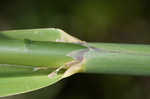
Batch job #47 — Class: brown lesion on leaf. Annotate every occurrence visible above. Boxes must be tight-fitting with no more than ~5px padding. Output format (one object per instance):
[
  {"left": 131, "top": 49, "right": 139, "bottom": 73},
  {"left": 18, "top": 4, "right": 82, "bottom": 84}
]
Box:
[
  {"left": 48, "top": 41, "right": 101, "bottom": 79},
  {"left": 48, "top": 29, "right": 101, "bottom": 79},
  {"left": 48, "top": 48, "right": 89, "bottom": 78}
]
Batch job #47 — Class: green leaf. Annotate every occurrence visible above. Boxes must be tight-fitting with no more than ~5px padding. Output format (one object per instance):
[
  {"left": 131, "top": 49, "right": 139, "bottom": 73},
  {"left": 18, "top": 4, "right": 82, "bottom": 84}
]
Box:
[
  {"left": 0, "top": 38, "right": 86, "bottom": 97},
  {"left": 0, "top": 65, "right": 62, "bottom": 97},
  {"left": 0, "top": 28, "right": 86, "bottom": 97},
  {"left": 0, "top": 28, "right": 81, "bottom": 43}
]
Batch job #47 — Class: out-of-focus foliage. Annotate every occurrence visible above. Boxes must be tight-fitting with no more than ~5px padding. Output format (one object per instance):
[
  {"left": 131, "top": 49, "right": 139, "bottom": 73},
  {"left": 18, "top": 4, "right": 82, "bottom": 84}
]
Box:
[
  {"left": 0, "top": 0, "right": 150, "bottom": 43},
  {"left": 0, "top": 0, "right": 150, "bottom": 99}
]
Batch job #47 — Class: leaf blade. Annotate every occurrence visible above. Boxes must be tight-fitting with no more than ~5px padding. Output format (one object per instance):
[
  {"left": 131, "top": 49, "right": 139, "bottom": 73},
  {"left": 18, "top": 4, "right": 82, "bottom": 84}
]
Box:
[{"left": 0, "top": 66, "right": 63, "bottom": 97}]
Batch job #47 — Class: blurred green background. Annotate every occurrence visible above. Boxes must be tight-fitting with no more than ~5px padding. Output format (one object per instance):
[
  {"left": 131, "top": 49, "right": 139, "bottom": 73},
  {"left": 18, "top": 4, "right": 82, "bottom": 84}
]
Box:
[{"left": 0, "top": 0, "right": 150, "bottom": 99}]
